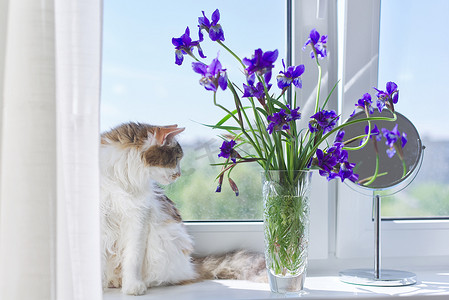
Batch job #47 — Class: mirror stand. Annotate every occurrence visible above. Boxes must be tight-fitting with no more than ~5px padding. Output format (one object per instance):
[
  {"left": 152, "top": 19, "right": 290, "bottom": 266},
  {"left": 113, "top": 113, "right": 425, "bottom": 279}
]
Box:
[{"left": 339, "top": 193, "right": 417, "bottom": 286}]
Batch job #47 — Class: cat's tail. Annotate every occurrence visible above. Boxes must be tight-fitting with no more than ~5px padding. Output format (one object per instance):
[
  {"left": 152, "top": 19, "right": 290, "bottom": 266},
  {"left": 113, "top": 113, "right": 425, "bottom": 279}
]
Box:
[{"left": 192, "top": 250, "right": 267, "bottom": 283}]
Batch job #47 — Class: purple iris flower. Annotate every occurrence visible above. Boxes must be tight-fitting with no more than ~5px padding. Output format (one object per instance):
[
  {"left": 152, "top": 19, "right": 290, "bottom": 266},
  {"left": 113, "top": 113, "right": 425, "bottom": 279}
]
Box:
[
  {"left": 381, "top": 124, "right": 407, "bottom": 158},
  {"left": 309, "top": 110, "right": 339, "bottom": 134},
  {"left": 351, "top": 93, "right": 374, "bottom": 116},
  {"left": 328, "top": 143, "right": 349, "bottom": 164},
  {"left": 215, "top": 174, "right": 224, "bottom": 193},
  {"left": 243, "top": 48, "right": 279, "bottom": 83},
  {"left": 192, "top": 54, "right": 228, "bottom": 92},
  {"left": 303, "top": 28, "right": 328, "bottom": 59},
  {"left": 339, "top": 162, "right": 359, "bottom": 182},
  {"left": 228, "top": 177, "right": 239, "bottom": 196},
  {"left": 198, "top": 9, "right": 225, "bottom": 42},
  {"left": 315, "top": 142, "right": 358, "bottom": 182},
  {"left": 335, "top": 130, "right": 345, "bottom": 143},
  {"left": 276, "top": 59, "right": 305, "bottom": 90},
  {"left": 242, "top": 75, "right": 271, "bottom": 102},
  {"left": 266, "top": 105, "right": 301, "bottom": 134},
  {"left": 243, "top": 81, "right": 266, "bottom": 99},
  {"left": 357, "top": 93, "right": 373, "bottom": 108},
  {"left": 360, "top": 124, "right": 382, "bottom": 145},
  {"left": 316, "top": 149, "right": 338, "bottom": 175},
  {"left": 218, "top": 140, "right": 237, "bottom": 163},
  {"left": 267, "top": 109, "right": 289, "bottom": 134},
  {"left": 367, "top": 124, "right": 381, "bottom": 140},
  {"left": 172, "top": 27, "right": 206, "bottom": 65},
  {"left": 374, "top": 81, "right": 399, "bottom": 112},
  {"left": 288, "top": 105, "right": 301, "bottom": 122}
]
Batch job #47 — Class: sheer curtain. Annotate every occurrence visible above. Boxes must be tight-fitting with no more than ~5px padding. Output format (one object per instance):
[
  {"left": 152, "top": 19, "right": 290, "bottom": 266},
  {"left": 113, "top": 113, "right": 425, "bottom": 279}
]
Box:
[{"left": 0, "top": 0, "right": 102, "bottom": 299}]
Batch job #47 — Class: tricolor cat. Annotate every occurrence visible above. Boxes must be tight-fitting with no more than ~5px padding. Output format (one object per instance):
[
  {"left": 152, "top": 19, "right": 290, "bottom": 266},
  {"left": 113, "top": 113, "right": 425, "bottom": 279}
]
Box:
[{"left": 100, "top": 122, "right": 265, "bottom": 295}]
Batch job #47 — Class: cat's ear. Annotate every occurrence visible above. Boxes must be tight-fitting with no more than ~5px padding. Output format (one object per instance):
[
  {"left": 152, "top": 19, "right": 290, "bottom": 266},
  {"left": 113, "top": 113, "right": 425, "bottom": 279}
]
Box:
[{"left": 154, "top": 126, "right": 185, "bottom": 145}]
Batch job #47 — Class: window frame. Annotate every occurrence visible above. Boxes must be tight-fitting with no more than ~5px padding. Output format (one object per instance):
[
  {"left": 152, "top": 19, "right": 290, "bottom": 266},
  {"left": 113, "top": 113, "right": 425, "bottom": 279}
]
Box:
[
  {"left": 335, "top": 0, "right": 449, "bottom": 260},
  {"left": 190, "top": 0, "right": 449, "bottom": 263},
  {"left": 186, "top": 174, "right": 332, "bottom": 260},
  {"left": 188, "top": 0, "right": 339, "bottom": 261},
  {"left": 100, "top": 0, "right": 449, "bottom": 264}
]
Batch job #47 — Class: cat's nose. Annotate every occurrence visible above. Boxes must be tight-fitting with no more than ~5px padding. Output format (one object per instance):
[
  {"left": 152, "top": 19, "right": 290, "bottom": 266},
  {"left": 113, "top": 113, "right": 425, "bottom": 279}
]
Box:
[{"left": 171, "top": 172, "right": 181, "bottom": 179}]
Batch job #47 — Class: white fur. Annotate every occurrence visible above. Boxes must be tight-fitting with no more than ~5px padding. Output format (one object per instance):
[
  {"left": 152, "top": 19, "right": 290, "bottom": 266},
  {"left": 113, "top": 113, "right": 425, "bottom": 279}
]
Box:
[{"left": 100, "top": 139, "right": 196, "bottom": 295}]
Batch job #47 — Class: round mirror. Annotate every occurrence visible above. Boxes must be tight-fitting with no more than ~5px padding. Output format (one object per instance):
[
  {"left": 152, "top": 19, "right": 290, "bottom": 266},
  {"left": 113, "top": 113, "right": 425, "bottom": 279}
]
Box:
[
  {"left": 342, "top": 110, "right": 424, "bottom": 195},
  {"left": 339, "top": 110, "right": 425, "bottom": 287}
]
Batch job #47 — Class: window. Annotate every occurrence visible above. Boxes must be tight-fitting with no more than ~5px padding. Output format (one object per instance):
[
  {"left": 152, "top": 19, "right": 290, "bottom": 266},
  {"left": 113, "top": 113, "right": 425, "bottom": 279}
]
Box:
[
  {"left": 101, "top": 0, "right": 334, "bottom": 258},
  {"left": 377, "top": 0, "right": 449, "bottom": 218},
  {"left": 336, "top": 0, "right": 449, "bottom": 260},
  {"left": 102, "top": 0, "right": 448, "bottom": 261},
  {"left": 101, "top": 0, "right": 285, "bottom": 221}
]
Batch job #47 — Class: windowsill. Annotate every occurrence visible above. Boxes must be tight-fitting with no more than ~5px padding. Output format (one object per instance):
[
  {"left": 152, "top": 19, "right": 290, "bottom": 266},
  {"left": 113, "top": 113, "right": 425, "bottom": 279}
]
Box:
[{"left": 103, "top": 268, "right": 449, "bottom": 300}]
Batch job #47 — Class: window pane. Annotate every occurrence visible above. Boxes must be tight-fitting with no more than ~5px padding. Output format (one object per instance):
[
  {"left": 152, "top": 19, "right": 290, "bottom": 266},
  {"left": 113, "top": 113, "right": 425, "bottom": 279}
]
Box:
[
  {"left": 101, "top": 0, "right": 285, "bottom": 220},
  {"left": 378, "top": 0, "right": 449, "bottom": 217}
]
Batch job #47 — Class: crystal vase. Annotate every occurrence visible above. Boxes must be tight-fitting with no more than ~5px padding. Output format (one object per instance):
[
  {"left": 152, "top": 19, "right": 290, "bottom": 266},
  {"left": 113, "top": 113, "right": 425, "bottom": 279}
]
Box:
[{"left": 262, "top": 170, "right": 312, "bottom": 294}]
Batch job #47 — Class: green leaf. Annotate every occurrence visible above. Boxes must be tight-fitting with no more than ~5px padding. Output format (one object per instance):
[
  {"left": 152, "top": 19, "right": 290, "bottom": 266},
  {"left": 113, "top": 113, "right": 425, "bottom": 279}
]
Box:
[
  {"left": 321, "top": 79, "right": 340, "bottom": 110},
  {"left": 279, "top": 130, "right": 292, "bottom": 140},
  {"left": 214, "top": 107, "right": 252, "bottom": 128},
  {"left": 256, "top": 107, "right": 268, "bottom": 117},
  {"left": 269, "top": 98, "right": 289, "bottom": 111},
  {"left": 265, "top": 146, "right": 277, "bottom": 170},
  {"left": 206, "top": 124, "right": 243, "bottom": 131}
]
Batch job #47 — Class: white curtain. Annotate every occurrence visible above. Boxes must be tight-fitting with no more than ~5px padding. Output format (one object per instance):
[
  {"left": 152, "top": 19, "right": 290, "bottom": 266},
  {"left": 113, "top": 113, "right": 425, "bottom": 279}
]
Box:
[{"left": 0, "top": 0, "right": 102, "bottom": 299}]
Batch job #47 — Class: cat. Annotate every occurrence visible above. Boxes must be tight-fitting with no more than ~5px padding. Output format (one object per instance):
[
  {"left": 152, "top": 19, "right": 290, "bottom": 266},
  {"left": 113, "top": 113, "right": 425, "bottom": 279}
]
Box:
[{"left": 100, "top": 122, "right": 266, "bottom": 296}]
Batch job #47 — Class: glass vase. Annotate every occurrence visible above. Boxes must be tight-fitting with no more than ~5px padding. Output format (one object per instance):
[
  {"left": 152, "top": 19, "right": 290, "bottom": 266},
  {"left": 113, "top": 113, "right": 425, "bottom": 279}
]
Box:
[{"left": 262, "top": 170, "right": 312, "bottom": 294}]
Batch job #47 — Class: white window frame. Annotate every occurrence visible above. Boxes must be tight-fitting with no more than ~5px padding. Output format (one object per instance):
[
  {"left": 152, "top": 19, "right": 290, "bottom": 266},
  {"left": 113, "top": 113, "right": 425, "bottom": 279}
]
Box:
[
  {"left": 186, "top": 175, "right": 331, "bottom": 260},
  {"left": 336, "top": 0, "right": 449, "bottom": 260},
  {"left": 187, "top": 0, "right": 338, "bottom": 261},
  {"left": 189, "top": 0, "right": 449, "bottom": 266}
]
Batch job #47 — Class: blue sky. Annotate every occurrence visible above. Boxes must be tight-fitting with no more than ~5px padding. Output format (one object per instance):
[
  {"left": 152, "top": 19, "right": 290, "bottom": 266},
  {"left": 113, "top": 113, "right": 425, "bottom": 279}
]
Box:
[
  {"left": 101, "top": 0, "right": 285, "bottom": 142},
  {"left": 101, "top": 0, "right": 449, "bottom": 142},
  {"left": 378, "top": 0, "right": 449, "bottom": 140}
]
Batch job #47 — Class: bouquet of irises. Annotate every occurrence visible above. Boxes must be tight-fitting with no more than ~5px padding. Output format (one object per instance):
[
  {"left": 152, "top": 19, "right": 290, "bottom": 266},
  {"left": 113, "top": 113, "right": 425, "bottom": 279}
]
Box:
[
  {"left": 172, "top": 9, "right": 404, "bottom": 196},
  {"left": 173, "top": 9, "right": 409, "bottom": 283}
]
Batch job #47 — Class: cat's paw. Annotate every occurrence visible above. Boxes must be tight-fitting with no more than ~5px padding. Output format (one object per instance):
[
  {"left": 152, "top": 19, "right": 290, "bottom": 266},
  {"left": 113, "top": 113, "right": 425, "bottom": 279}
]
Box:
[{"left": 122, "top": 279, "right": 147, "bottom": 296}]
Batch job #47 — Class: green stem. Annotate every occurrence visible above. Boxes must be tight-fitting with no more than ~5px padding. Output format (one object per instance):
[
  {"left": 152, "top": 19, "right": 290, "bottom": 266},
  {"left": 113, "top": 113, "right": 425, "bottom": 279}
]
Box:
[
  {"left": 276, "top": 88, "right": 287, "bottom": 101},
  {"left": 217, "top": 40, "right": 246, "bottom": 70},
  {"left": 343, "top": 133, "right": 370, "bottom": 151},
  {"left": 239, "top": 97, "right": 265, "bottom": 159},
  {"left": 304, "top": 113, "right": 398, "bottom": 167},
  {"left": 274, "top": 131, "right": 285, "bottom": 170},
  {"left": 187, "top": 52, "right": 200, "bottom": 62},
  {"left": 343, "top": 134, "right": 369, "bottom": 146},
  {"left": 343, "top": 106, "right": 371, "bottom": 151},
  {"left": 363, "top": 152, "right": 380, "bottom": 186},
  {"left": 321, "top": 80, "right": 340, "bottom": 110},
  {"left": 214, "top": 86, "right": 264, "bottom": 161},
  {"left": 213, "top": 92, "right": 240, "bottom": 125},
  {"left": 251, "top": 99, "right": 272, "bottom": 167},
  {"left": 227, "top": 81, "right": 244, "bottom": 128},
  {"left": 315, "top": 62, "right": 322, "bottom": 114},
  {"left": 358, "top": 172, "right": 388, "bottom": 185},
  {"left": 401, "top": 158, "right": 407, "bottom": 178},
  {"left": 229, "top": 83, "right": 266, "bottom": 160}
]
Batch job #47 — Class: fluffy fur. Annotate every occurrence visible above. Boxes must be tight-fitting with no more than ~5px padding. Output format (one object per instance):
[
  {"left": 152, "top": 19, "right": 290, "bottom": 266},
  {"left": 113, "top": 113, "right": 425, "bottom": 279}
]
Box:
[
  {"left": 194, "top": 250, "right": 266, "bottom": 282},
  {"left": 100, "top": 122, "right": 266, "bottom": 296}
]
